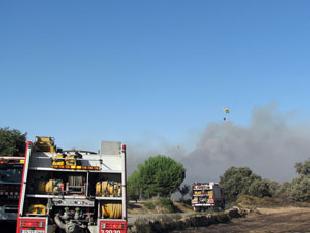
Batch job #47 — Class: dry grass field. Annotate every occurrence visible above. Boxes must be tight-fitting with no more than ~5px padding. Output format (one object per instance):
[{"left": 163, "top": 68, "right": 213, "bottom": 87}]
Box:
[{"left": 172, "top": 207, "right": 310, "bottom": 233}]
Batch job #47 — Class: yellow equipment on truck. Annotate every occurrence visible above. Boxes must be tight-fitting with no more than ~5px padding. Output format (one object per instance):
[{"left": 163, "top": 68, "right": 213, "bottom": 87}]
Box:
[
  {"left": 35, "top": 136, "right": 56, "bottom": 153},
  {"left": 17, "top": 138, "right": 128, "bottom": 233}
]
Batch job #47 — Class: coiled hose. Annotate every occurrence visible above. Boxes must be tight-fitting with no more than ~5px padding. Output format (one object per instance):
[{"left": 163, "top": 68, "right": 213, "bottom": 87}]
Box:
[
  {"left": 101, "top": 203, "right": 122, "bottom": 219},
  {"left": 96, "top": 181, "right": 121, "bottom": 197}
]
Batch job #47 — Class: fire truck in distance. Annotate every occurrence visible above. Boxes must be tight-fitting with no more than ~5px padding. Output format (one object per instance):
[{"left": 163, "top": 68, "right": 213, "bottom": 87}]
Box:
[
  {"left": 17, "top": 137, "right": 128, "bottom": 233},
  {"left": 192, "top": 182, "right": 225, "bottom": 212},
  {"left": 0, "top": 156, "right": 24, "bottom": 222}
]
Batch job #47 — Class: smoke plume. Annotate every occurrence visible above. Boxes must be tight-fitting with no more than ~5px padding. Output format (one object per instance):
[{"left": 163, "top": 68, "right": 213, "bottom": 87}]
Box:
[{"left": 128, "top": 105, "right": 310, "bottom": 183}]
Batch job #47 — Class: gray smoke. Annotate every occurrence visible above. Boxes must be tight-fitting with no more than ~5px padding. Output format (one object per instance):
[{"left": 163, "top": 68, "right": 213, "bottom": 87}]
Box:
[{"left": 128, "top": 105, "right": 310, "bottom": 184}]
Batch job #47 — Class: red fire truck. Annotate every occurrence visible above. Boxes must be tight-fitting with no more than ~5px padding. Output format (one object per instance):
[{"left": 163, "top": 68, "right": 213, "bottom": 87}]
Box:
[
  {"left": 0, "top": 156, "right": 24, "bottom": 222},
  {"left": 192, "top": 182, "right": 225, "bottom": 212},
  {"left": 17, "top": 137, "right": 128, "bottom": 233}
]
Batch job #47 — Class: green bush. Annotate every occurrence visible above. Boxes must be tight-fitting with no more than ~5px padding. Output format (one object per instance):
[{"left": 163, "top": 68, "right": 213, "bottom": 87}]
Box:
[
  {"left": 157, "top": 198, "right": 176, "bottom": 213},
  {"left": 143, "top": 198, "right": 176, "bottom": 213},
  {"left": 289, "top": 175, "right": 310, "bottom": 202},
  {"left": 128, "top": 171, "right": 141, "bottom": 201},
  {"left": 144, "top": 201, "right": 156, "bottom": 210},
  {"left": 220, "top": 167, "right": 279, "bottom": 202},
  {"left": 248, "top": 179, "right": 273, "bottom": 198},
  {"left": 286, "top": 159, "right": 310, "bottom": 202}
]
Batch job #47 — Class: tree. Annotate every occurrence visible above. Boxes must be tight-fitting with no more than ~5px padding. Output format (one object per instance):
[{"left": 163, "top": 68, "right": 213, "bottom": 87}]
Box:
[
  {"left": 127, "top": 171, "right": 141, "bottom": 202},
  {"left": 220, "top": 167, "right": 262, "bottom": 202},
  {"left": 275, "top": 182, "right": 291, "bottom": 199},
  {"left": 289, "top": 176, "right": 310, "bottom": 201},
  {"left": 0, "top": 127, "right": 26, "bottom": 156},
  {"left": 129, "top": 155, "right": 186, "bottom": 198},
  {"left": 248, "top": 179, "right": 274, "bottom": 198},
  {"left": 295, "top": 159, "right": 310, "bottom": 176},
  {"left": 289, "top": 159, "right": 310, "bottom": 201}
]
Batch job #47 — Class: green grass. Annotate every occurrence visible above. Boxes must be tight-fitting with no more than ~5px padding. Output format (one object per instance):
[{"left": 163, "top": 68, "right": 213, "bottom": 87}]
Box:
[
  {"left": 143, "top": 197, "right": 177, "bottom": 213},
  {"left": 144, "top": 201, "right": 156, "bottom": 209},
  {"left": 158, "top": 197, "right": 176, "bottom": 213}
]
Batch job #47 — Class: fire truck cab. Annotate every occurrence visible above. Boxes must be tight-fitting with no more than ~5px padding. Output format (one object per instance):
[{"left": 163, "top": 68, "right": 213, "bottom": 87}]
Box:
[{"left": 17, "top": 138, "right": 128, "bottom": 233}]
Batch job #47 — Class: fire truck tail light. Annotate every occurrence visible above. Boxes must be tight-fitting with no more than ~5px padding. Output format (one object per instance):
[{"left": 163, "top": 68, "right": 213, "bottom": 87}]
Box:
[
  {"left": 101, "top": 223, "right": 125, "bottom": 229},
  {"left": 21, "top": 219, "right": 45, "bottom": 228},
  {"left": 100, "top": 220, "right": 127, "bottom": 231}
]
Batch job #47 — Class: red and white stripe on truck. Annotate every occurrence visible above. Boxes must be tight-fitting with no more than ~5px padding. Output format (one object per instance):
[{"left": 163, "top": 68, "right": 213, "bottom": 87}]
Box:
[
  {"left": 99, "top": 220, "right": 128, "bottom": 233},
  {"left": 17, "top": 217, "right": 47, "bottom": 233}
]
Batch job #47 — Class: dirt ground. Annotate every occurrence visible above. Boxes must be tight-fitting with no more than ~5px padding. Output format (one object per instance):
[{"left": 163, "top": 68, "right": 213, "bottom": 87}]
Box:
[
  {"left": 3, "top": 207, "right": 310, "bottom": 233},
  {"left": 173, "top": 207, "right": 310, "bottom": 233}
]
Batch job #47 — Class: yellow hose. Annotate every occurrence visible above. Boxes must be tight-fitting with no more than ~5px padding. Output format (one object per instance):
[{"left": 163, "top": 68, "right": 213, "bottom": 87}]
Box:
[
  {"left": 97, "top": 181, "right": 121, "bottom": 197},
  {"left": 38, "top": 181, "right": 46, "bottom": 193},
  {"left": 107, "top": 183, "right": 113, "bottom": 196},
  {"left": 101, "top": 203, "right": 122, "bottom": 219},
  {"left": 45, "top": 180, "right": 53, "bottom": 193},
  {"left": 96, "top": 182, "right": 101, "bottom": 195},
  {"left": 102, "top": 181, "right": 108, "bottom": 196}
]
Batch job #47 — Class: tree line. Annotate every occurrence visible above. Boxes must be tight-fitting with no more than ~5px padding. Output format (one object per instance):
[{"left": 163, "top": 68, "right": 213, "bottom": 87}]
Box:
[
  {"left": 128, "top": 155, "right": 310, "bottom": 203},
  {"left": 1, "top": 127, "right": 309, "bottom": 203},
  {"left": 220, "top": 162, "right": 310, "bottom": 202}
]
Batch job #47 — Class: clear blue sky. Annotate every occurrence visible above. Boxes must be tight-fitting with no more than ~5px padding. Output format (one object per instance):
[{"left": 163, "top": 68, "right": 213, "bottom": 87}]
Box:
[{"left": 1, "top": 1, "right": 310, "bottom": 150}]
